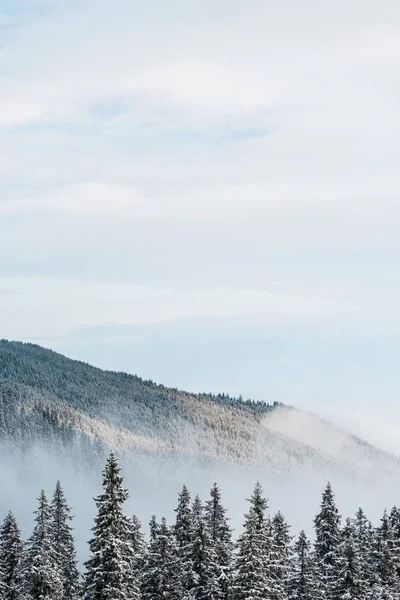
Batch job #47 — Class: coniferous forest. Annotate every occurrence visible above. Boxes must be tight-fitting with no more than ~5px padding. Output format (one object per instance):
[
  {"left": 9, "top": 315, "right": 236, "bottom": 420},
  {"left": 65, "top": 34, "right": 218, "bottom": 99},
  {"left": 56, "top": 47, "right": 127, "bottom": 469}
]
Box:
[{"left": 1, "top": 454, "right": 399, "bottom": 600}]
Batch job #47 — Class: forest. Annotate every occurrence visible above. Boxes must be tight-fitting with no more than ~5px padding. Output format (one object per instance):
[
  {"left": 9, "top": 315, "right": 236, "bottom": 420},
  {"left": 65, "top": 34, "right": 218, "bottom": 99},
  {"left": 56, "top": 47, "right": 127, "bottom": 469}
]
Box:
[{"left": 0, "top": 453, "right": 398, "bottom": 600}]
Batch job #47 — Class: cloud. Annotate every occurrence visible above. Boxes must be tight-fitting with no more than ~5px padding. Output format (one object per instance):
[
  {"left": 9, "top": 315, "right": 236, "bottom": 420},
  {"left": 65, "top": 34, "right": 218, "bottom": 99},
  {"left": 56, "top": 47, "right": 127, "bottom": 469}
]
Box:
[
  {"left": 0, "top": 277, "right": 357, "bottom": 339},
  {"left": 0, "top": 183, "right": 147, "bottom": 216},
  {"left": 309, "top": 402, "right": 400, "bottom": 457}
]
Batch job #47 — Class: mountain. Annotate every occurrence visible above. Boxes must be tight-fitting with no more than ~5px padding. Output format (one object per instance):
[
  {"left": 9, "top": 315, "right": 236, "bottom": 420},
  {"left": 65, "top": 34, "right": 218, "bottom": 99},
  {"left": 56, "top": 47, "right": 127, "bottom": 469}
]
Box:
[
  {"left": 0, "top": 338, "right": 398, "bottom": 477},
  {"left": 0, "top": 338, "right": 399, "bottom": 540}
]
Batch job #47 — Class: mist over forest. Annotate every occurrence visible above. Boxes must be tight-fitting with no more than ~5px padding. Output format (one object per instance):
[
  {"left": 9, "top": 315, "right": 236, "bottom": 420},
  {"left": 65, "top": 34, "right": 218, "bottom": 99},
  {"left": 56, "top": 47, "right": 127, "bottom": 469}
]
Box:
[{"left": 1, "top": 339, "right": 400, "bottom": 564}]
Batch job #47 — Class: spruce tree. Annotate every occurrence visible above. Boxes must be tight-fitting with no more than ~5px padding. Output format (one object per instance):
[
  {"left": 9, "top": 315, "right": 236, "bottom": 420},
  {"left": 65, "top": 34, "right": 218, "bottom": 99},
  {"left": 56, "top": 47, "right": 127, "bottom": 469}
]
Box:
[
  {"left": 314, "top": 482, "right": 341, "bottom": 600},
  {"left": 174, "top": 484, "right": 194, "bottom": 593},
  {"left": 271, "top": 510, "right": 293, "bottom": 599},
  {"left": 336, "top": 518, "right": 365, "bottom": 600},
  {"left": 83, "top": 453, "right": 140, "bottom": 600},
  {"left": 23, "top": 490, "right": 63, "bottom": 600},
  {"left": 233, "top": 482, "right": 271, "bottom": 600},
  {"left": 0, "top": 511, "right": 23, "bottom": 600},
  {"left": 288, "top": 530, "right": 316, "bottom": 600},
  {"left": 190, "top": 496, "right": 219, "bottom": 600},
  {"left": 141, "top": 516, "right": 183, "bottom": 600},
  {"left": 50, "top": 481, "right": 80, "bottom": 600},
  {"left": 389, "top": 507, "right": 400, "bottom": 583},
  {"left": 370, "top": 510, "right": 400, "bottom": 596},
  {"left": 204, "top": 483, "right": 233, "bottom": 600},
  {"left": 141, "top": 516, "right": 160, "bottom": 600},
  {"left": 352, "top": 508, "right": 373, "bottom": 592},
  {"left": 128, "top": 514, "right": 146, "bottom": 579},
  {"left": 175, "top": 485, "right": 192, "bottom": 549}
]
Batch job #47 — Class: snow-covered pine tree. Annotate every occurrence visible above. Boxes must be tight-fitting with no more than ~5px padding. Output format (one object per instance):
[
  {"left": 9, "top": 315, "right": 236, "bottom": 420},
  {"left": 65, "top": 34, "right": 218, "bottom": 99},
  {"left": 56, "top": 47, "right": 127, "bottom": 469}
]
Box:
[
  {"left": 351, "top": 507, "right": 373, "bottom": 593},
  {"left": 204, "top": 483, "right": 233, "bottom": 600},
  {"left": 174, "top": 484, "right": 194, "bottom": 594},
  {"left": 370, "top": 510, "right": 400, "bottom": 597},
  {"left": 313, "top": 482, "right": 341, "bottom": 600},
  {"left": 271, "top": 510, "right": 293, "bottom": 600},
  {"left": 141, "top": 516, "right": 160, "bottom": 600},
  {"left": 83, "top": 453, "right": 140, "bottom": 600},
  {"left": 23, "top": 489, "right": 64, "bottom": 600},
  {"left": 0, "top": 511, "right": 23, "bottom": 600},
  {"left": 335, "top": 517, "right": 365, "bottom": 600},
  {"left": 288, "top": 530, "right": 316, "bottom": 600},
  {"left": 175, "top": 485, "right": 193, "bottom": 550},
  {"left": 192, "top": 495, "right": 202, "bottom": 526},
  {"left": 128, "top": 514, "right": 146, "bottom": 580},
  {"left": 389, "top": 506, "right": 400, "bottom": 582},
  {"left": 141, "top": 516, "right": 183, "bottom": 600},
  {"left": 50, "top": 481, "right": 80, "bottom": 600},
  {"left": 233, "top": 482, "right": 272, "bottom": 600},
  {"left": 189, "top": 495, "right": 219, "bottom": 600}
]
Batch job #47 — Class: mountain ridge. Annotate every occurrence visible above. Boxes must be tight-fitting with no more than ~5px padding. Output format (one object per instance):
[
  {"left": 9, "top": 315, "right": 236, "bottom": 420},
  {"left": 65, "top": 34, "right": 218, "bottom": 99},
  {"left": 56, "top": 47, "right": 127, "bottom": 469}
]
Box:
[{"left": 0, "top": 338, "right": 399, "bottom": 488}]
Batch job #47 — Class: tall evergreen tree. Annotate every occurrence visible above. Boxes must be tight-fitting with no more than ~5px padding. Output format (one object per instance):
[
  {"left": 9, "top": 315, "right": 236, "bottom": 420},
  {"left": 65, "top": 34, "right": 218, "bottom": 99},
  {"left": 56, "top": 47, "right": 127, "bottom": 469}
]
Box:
[
  {"left": 142, "top": 516, "right": 183, "bottom": 600},
  {"left": 271, "top": 510, "right": 293, "bottom": 600},
  {"left": 352, "top": 507, "right": 373, "bottom": 592},
  {"left": 129, "top": 515, "right": 146, "bottom": 556},
  {"left": 83, "top": 453, "right": 140, "bottom": 600},
  {"left": 389, "top": 507, "right": 400, "bottom": 582},
  {"left": 174, "top": 485, "right": 194, "bottom": 593},
  {"left": 288, "top": 530, "right": 316, "bottom": 600},
  {"left": 0, "top": 511, "right": 23, "bottom": 600},
  {"left": 175, "top": 485, "right": 192, "bottom": 550},
  {"left": 370, "top": 510, "right": 400, "bottom": 596},
  {"left": 204, "top": 483, "right": 233, "bottom": 600},
  {"left": 23, "top": 490, "right": 63, "bottom": 600},
  {"left": 189, "top": 496, "right": 219, "bottom": 600},
  {"left": 233, "top": 482, "right": 272, "bottom": 600},
  {"left": 336, "top": 518, "right": 365, "bottom": 600},
  {"left": 50, "top": 481, "right": 80, "bottom": 600},
  {"left": 128, "top": 514, "right": 146, "bottom": 579},
  {"left": 142, "top": 516, "right": 160, "bottom": 600},
  {"left": 314, "top": 482, "right": 341, "bottom": 600}
]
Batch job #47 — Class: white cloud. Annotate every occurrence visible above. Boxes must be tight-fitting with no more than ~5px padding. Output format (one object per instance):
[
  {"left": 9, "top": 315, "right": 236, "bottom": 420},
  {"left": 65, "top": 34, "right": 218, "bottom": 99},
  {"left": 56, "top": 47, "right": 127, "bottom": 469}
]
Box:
[
  {"left": 0, "top": 183, "right": 147, "bottom": 216},
  {"left": 0, "top": 277, "right": 357, "bottom": 339}
]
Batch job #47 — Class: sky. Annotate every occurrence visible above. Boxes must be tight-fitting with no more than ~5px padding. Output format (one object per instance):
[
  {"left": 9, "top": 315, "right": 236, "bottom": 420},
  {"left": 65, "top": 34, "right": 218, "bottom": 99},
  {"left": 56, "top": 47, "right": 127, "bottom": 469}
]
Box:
[{"left": 1, "top": 0, "right": 400, "bottom": 451}]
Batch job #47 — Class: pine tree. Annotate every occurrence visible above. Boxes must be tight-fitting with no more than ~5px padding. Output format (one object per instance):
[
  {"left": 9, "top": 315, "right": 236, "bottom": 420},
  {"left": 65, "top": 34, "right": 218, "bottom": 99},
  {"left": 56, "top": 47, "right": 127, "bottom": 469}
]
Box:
[
  {"left": 23, "top": 489, "right": 64, "bottom": 600},
  {"left": 50, "top": 481, "right": 80, "bottom": 600},
  {"left": 314, "top": 482, "right": 341, "bottom": 600},
  {"left": 389, "top": 507, "right": 400, "bottom": 582},
  {"left": 288, "top": 530, "right": 316, "bottom": 600},
  {"left": 370, "top": 510, "right": 400, "bottom": 596},
  {"left": 175, "top": 485, "right": 192, "bottom": 550},
  {"left": 141, "top": 516, "right": 183, "bottom": 600},
  {"left": 190, "top": 496, "right": 219, "bottom": 600},
  {"left": 352, "top": 508, "right": 373, "bottom": 592},
  {"left": 174, "top": 484, "right": 194, "bottom": 594},
  {"left": 0, "top": 511, "right": 23, "bottom": 600},
  {"left": 204, "top": 483, "right": 233, "bottom": 600},
  {"left": 233, "top": 482, "right": 271, "bottom": 600},
  {"left": 83, "top": 453, "right": 140, "bottom": 600},
  {"left": 128, "top": 514, "right": 146, "bottom": 579},
  {"left": 141, "top": 516, "right": 160, "bottom": 600},
  {"left": 271, "top": 510, "right": 293, "bottom": 600},
  {"left": 336, "top": 518, "right": 365, "bottom": 600},
  {"left": 130, "top": 515, "right": 146, "bottom": 555}
]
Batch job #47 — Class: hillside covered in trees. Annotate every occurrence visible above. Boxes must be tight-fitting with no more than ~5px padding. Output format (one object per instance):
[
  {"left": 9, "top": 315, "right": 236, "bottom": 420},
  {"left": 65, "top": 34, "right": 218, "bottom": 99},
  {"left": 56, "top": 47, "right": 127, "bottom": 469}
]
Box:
[{"left": 0, "top": 339, "right": 398, "bottom": 486}]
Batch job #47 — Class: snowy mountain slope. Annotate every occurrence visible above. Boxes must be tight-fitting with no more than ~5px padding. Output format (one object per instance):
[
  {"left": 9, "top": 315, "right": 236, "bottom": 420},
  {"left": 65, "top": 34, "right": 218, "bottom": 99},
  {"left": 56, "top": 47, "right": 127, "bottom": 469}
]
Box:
[{"left": 0, "top": 338, "right": 399, "bottom": 485}]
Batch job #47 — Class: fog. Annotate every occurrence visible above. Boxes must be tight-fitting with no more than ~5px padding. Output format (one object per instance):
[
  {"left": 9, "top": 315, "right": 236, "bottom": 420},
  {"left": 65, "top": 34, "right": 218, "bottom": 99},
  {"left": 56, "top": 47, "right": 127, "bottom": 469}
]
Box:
[{"left": 2, "top": 403, "right": 400, "bottom": 562}]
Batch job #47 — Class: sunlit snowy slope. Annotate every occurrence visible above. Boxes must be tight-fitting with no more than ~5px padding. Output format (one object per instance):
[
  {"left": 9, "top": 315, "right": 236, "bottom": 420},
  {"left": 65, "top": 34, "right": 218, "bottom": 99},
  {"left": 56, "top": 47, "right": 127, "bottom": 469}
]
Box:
[{"left": 0, "top": 338, "right": 398, "bottom": 484}]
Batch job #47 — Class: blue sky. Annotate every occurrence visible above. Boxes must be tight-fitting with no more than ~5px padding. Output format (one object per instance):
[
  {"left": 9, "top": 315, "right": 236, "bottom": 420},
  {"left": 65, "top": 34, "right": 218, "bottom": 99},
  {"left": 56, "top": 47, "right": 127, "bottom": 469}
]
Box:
[{"left": 1, "top": 0, "right": 400, "bottom": 450}]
